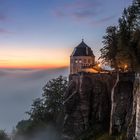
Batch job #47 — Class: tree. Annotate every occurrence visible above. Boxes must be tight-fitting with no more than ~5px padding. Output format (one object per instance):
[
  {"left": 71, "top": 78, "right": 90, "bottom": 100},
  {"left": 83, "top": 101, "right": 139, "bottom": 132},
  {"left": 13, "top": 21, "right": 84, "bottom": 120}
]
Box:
[
  {"left": 15, "top": 76, "right": 68, "bottom": 138},
  {"left": 100, "top": 0, "right": 140, "bottom": 71},
  {"left": 132, "top": 0, "right": 140, "bottom": 28},
  {"left": 131, "top": 0, "right": 140, "bottom": 70},
  {"left": 42, "top": 75, "right": 68, "bottom": 122},
  {"left": 27, "top": 98, "right": 46, "bottom": 122},
  {"left": 27, "top": 75, "right": 68, "bottom": 123},
  {"left": 133, "top": 29, "right": 140, "bottom": 66},
  {"left": 0, "top": 130, "right": 10, "bottom": 140},
  {"left": 116, "top": 2, "right": 139, "bottom": 70},
  {"left": 100, "top": 26, "right": 118, "bottom": 69}
]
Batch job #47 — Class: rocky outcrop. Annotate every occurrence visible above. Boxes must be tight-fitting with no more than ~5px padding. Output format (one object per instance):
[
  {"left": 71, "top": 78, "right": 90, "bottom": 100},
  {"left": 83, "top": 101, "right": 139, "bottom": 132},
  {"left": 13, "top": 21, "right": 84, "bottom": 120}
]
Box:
[
  {"left": 127, "top": 73, "right": 140, "bottom": 140},
  {"left": 63, "top": 72, "right": 114, "bottom": 139},
  {"left": 62, "top": 72, "right": 140, "bottom": 140},
  {"left": 110, "top": 73, "right": 135, "bottom": 137}
]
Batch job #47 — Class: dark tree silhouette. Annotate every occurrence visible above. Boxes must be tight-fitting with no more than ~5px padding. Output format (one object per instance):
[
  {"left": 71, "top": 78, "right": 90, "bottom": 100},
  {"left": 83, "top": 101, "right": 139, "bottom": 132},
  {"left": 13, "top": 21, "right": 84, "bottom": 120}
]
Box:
[{"left": 100, "top": 0, "right": 140, "bottom": 71}]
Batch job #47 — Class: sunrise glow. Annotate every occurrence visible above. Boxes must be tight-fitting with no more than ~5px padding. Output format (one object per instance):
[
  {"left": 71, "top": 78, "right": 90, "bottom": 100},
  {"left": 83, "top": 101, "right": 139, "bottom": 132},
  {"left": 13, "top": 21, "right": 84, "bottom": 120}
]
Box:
[
  {"left": 0, "top": 47, "right": 70, "bottom": 69},
  {"left": 0, "top": 0, "right": 132, "bottom": 69}
]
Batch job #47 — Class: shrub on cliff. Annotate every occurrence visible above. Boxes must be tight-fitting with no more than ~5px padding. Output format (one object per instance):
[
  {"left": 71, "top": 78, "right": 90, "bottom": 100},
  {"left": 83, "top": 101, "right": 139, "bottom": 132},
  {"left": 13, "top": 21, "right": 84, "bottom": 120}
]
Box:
[
  {"left": 0, "top": 130, "right": 10, "bottom": 140},
  {"left": 14, "top": 76, "right": 68, "bottom": 138},
  {"left": 76, "top": 128, "right": 126, "bottom": 140}
]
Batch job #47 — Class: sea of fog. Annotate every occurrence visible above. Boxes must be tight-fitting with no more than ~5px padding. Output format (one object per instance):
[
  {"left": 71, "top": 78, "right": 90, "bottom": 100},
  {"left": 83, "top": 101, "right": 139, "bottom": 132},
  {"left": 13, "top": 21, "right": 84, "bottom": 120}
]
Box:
[{"left": 0, "top": 67, "right": 68, "bottom": 133}]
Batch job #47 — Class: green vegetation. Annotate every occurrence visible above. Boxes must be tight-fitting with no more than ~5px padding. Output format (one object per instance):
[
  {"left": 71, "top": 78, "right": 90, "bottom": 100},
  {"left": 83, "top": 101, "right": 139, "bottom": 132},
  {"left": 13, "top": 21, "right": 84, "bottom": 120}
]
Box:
[
  {"left": 76, "top": 129, "right": 126, "bottom": 140},
  {"left": 0, "top": 130, "right": 10, "bottom": 140},
  {"left": 100, "top": 0, "right": 140, "bottom": 71},
  {"left": 13, "top": 76, "right": 68, "bottom": 139}
]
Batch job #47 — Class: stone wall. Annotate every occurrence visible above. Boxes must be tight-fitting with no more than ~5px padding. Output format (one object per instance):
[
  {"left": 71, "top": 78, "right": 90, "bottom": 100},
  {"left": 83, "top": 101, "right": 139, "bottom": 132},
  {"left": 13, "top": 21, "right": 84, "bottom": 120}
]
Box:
[{"left": 70, "top": 56, "right": 95, "bottom": 74}]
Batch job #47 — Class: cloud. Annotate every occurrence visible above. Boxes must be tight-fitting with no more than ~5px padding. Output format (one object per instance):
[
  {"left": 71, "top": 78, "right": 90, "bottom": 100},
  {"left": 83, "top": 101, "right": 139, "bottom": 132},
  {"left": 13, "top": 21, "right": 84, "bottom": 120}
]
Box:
[
  {"left": 52, "top": 0, "right": 117, "bottom": 26},
  {"left": 0, "top": 14, "right": 7, "bottom": 21},
  {"left": 0, "top": 67, "right": 68, "bottom": 132},
  {"left": 53, "top": 10, "right": 66, "bottom": 17},
  {"left": 97, "top": 15, "right": 116, "bottom": 23},
  {"left": 16, "top": 125, "right": 62, "bottom": 140},
  {"left": 0, "top": 59, "right": 9, "bottom": 62},
  {"left": 0, "top": 28, "right": 13, "bottom": 34},
  {"left": 65, "top": 0, "right": 100, "bottom": 10},
  {"left": 73, "top": 10, "right": 96, "bottom": 19},
  {"left": 53, "top": 0, "right": 100, "bottom": 19},
  {"left": 91, "top": 15, "right": 116, "bottom": 26}
]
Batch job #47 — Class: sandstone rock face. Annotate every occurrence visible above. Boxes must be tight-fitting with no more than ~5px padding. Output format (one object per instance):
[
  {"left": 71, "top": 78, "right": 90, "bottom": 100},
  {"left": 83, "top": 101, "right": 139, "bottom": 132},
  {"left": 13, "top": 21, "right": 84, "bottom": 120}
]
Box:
[
  {"left": 127, "top": 73, "right": 140, "bottom": 140},
  {"left": 63, "top": 72, "right": 114, "bottom": 140},
  {"left": 110, "top": 73, "right": 135, "bottom": 135},
  {"left": 110, "top": 73, "right": 140, "bottom": 140},
  {"left": 62, "top": 72, "right": 140, "bottom": 140}
]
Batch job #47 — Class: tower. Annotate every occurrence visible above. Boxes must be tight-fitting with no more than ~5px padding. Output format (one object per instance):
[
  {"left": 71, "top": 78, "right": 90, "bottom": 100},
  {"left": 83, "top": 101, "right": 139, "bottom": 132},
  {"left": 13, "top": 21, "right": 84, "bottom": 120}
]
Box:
[{"left": 70, "top": 40, "right": 95, "bottom": 74}]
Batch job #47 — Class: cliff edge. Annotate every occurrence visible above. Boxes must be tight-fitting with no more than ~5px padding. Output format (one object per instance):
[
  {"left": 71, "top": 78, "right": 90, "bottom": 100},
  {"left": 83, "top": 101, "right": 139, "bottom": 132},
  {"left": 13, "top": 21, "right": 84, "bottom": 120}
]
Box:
[{"left": 62, "top": 72, "right": 140, "bottom": 140}]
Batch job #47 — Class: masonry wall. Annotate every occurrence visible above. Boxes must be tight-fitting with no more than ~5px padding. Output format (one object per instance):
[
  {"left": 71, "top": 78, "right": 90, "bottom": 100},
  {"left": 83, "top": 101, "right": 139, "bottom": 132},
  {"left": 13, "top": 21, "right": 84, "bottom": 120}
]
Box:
[{"left": 70, "top": 56, "right": 95, "bottom": 74}]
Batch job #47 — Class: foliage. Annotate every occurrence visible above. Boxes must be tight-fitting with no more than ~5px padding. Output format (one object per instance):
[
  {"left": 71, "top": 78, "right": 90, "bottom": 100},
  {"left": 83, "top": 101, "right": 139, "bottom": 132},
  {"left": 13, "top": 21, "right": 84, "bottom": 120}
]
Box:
[
  {"left": 76, "top": 130, "right": 126, "bottom": 140},
  {"left": 100, "top": 0, "right": 140, "bottom": 71},
  {"left": 0, "top": 130, "right": 10, "bottom": 140},
  {"left": 14, "top": 76, "right": 68, "bottom": 137},
  {"left": 15, "top": 120, "right": 34, "bottom": 135},
  {"left": 27, "top": 75, "right": 68, "bottom": 122},
  {"left": 100, "top": 26, "right": 118, "bottom": 69},
  {"left": 42, "top": 75, "right": 68, "bottom": 120}
]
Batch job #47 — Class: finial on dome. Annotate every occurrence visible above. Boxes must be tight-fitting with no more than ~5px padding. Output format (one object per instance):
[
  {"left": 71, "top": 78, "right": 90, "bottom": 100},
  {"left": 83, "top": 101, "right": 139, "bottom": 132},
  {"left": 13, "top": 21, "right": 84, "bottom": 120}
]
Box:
[{"left": 82, "top": 38, "right": 84, "bottom": 42}]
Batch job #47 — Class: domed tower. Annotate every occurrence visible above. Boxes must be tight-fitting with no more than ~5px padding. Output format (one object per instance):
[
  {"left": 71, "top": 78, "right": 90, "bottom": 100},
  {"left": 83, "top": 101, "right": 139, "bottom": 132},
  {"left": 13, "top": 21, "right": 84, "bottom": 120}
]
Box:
[{"left": 70, "top": 40, "right": 95, "bottom": 74}]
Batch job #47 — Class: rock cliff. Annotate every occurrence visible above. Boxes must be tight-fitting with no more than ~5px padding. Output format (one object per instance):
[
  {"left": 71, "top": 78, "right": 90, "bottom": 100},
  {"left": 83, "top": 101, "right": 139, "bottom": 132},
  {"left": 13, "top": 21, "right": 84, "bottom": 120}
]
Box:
[{"left": 62, "top": 72, "right": 140, "bottom": 140}]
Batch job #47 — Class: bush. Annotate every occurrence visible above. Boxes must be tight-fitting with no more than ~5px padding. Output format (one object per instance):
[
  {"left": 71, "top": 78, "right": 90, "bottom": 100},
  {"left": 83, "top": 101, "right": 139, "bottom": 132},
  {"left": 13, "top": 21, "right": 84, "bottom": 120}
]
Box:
[{"left": 0, "top": 130, "right": 10, "bottom": 140}]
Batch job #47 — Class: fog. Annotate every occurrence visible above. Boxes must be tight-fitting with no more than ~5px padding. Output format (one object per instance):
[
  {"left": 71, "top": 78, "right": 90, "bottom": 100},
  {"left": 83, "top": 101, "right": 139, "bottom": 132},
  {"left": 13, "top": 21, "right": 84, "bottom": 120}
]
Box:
[
  {"left": 0, "top": 67, "right": 68, "bottom": 133},
  {"left": 14, "top": 125, "right": 62, "bottom": 140}
]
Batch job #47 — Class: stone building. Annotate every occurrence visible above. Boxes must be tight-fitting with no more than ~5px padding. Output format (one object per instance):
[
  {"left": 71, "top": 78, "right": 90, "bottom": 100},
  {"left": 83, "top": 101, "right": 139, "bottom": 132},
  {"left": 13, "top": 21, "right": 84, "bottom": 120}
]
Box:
[{"left": 70, "top": 40, "right": 95, "bottom": 74}]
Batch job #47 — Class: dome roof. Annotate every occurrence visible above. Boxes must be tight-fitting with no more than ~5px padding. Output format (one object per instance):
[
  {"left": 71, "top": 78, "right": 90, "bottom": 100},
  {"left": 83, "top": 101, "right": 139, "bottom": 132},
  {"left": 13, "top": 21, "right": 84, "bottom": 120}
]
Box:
[{"left": 71, "top": 40, "right": 94, "bottom": 57}]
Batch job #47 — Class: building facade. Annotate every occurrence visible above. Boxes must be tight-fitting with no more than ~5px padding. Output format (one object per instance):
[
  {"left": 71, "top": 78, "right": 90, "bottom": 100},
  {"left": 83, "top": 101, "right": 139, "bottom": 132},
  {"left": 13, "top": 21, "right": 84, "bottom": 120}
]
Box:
[{"left": 70, "top": 40, "right": 95, "bottom": 74}]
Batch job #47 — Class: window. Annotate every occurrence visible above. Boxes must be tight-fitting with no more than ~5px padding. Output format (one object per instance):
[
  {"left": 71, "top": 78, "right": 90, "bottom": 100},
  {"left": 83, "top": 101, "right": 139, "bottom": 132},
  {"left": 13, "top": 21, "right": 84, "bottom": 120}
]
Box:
[
  {"left": 75, "top": 59, "right": 78, "bottom": 63},
  {"left": 79, "top": 59, "right": 82, "bottom": 63}
]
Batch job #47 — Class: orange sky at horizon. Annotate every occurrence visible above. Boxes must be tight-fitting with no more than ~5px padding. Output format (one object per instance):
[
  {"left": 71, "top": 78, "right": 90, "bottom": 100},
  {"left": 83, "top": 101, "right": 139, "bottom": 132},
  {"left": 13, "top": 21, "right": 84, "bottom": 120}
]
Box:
[{"left": 0, "top": 47, "right": 71, "bottom": 69}]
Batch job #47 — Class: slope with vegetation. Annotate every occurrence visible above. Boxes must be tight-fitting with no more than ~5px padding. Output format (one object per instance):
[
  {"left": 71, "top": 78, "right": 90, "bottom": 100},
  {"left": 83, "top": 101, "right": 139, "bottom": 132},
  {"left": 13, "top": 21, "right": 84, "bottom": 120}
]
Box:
[{"left": 13, "top": 76, "right": 68, "bottom": 140}]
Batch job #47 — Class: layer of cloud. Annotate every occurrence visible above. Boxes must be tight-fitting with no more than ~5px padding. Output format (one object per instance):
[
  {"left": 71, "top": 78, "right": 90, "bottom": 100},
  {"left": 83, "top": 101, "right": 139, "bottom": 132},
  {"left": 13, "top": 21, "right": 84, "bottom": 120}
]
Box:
[
  {"left": 0, "top": 28, "right": 12, "bottom": 34},
  {"left": 0, "top": 68, "right": 68, "bottom": 132},
  {"left": 97, "top": 15, "right": 116, "bottom": 23},
  {"left": 73, "top": 10, "right": 96, "bottom": 19},
  {"left": 0, "top": 2, "right": 12, "bottom": 34},
  {"left": 0, "top": 14, "right": 7, "bottom": 21},
  {"left": 15, "top": 125, "right": 61, "bottom": 140},
  {"left": 53, "top": 0, "right": 100, "bottom": 19},
  {"left": 91, "top": 15, "right": 116, "bottom": 26},
  {"left": 52, "top": 0, "right": 116, "bottom": 25}
]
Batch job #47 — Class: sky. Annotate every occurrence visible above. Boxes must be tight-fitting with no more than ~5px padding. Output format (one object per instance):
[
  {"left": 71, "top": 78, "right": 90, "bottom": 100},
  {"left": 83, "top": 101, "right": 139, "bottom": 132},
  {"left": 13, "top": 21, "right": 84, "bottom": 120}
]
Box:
[
  {"left": 0, "top": 0, "right": 134, "bottom": 133},
  {"left": 0, "top": 0, "right": 133, "bottom": 69}
]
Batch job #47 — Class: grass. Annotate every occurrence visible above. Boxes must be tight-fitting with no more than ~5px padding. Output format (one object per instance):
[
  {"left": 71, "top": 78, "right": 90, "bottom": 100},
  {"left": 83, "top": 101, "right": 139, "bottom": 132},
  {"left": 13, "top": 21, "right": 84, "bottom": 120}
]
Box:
[{"left": 75, "top": 129, "right": 126, "bottom": 140}]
